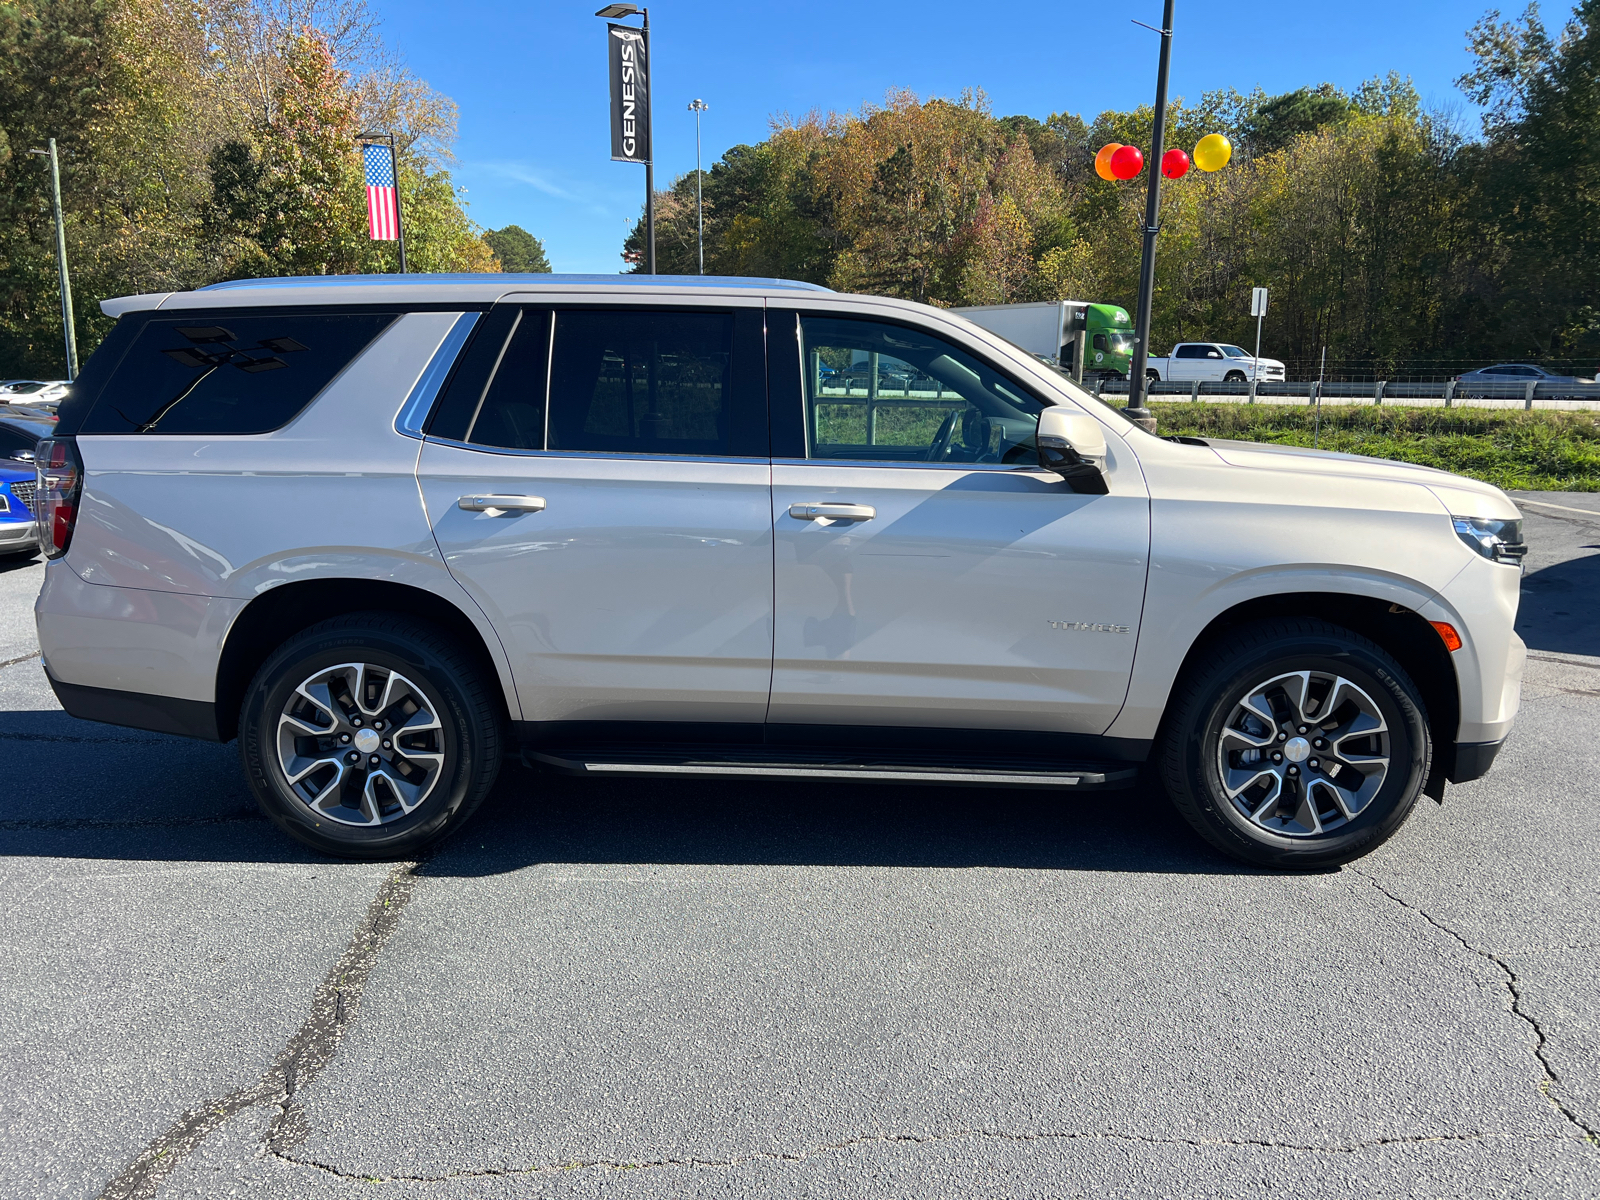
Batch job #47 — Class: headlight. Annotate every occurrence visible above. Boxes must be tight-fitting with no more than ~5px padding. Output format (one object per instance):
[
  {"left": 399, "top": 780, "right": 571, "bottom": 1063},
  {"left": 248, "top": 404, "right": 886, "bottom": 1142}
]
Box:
[{"left": 1453, "top": 516, "right": 1526, "bottom": 566}]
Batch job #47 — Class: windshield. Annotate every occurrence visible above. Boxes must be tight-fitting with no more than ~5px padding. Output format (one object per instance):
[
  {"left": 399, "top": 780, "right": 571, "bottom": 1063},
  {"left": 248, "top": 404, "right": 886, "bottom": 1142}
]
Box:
[
  {"left": 1106, "top": 332, "right": 1135, "bottom": 354},
  {"left": 1220, "top": 345, "right": 1250, "bottom": 358}
]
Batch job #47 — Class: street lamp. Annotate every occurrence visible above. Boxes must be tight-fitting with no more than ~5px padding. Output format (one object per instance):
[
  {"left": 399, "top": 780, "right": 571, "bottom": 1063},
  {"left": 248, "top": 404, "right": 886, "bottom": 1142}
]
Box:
[
  {"left": 688, "top": 99, "right": 709, "bottom": 274},
  {"left": 597, "top": 4, "right": 655, "bottom": 274},
  {"left": 1124, "top": 0, "right": 1177, "bottom": 430},
  {"left": 27, "top": 140, "right": 77, "bottom": 380}
]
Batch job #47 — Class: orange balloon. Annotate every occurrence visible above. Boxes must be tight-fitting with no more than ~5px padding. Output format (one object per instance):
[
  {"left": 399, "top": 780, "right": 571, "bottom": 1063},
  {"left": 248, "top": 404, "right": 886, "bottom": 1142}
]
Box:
[{"left": 1095, "top": 144, "right": 1123, "bottom": 182}]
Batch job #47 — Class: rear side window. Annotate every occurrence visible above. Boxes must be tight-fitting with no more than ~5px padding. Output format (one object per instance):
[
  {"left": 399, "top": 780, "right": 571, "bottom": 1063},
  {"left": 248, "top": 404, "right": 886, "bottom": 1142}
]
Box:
[
  {"left": 79, "top": 312, "right": 395, "bottom": 435},
  {"left": 548, "top": 309, "right": 759, "bottom": 457}
]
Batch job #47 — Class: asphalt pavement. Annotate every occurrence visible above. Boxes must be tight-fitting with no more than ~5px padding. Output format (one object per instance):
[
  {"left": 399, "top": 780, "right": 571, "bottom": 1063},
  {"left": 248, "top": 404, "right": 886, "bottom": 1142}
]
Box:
[{"left": 2, "top": 494, "right": 1598, "bottom": 1199}]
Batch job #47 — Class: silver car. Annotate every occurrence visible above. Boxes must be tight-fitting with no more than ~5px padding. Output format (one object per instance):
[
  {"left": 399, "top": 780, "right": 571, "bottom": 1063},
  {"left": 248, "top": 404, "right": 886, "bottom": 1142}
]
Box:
[{"left": 33, "top": 275, "right": 1527, "bottom": 867}]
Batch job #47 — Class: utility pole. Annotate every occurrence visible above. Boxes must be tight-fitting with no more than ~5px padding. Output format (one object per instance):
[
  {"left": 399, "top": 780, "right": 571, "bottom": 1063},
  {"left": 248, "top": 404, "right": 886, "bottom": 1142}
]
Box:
[
  {"left": 1124, "top": 0, "right": 1176, "bottom": 430},
  {"left": 688, "top": 99, "right": 708, "bottom": 274},
  {"left": 28, "top": 139, "right": 78, "bottom": 380}
]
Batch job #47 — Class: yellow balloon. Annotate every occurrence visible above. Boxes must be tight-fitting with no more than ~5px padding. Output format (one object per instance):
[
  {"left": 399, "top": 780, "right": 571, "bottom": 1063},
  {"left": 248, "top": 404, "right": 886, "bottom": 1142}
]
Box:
[{"left": 1194, "top": 133, "right": 1232, "bottom": 172}]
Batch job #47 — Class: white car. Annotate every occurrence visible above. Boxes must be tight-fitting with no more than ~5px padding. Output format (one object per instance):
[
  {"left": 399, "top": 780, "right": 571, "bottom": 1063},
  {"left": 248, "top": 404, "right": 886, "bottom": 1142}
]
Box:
[
  {"left": 32, "top": 275, "right": 1525, "bottom": 867},
  {"left": 1147, "top": 342, "right": 1285, "bottom": 384}
]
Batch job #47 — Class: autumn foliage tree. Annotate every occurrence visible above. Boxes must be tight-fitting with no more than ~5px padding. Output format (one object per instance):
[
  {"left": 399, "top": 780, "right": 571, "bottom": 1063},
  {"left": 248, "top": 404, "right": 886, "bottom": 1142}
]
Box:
[{"left": 0, "top": 0, "right": 497, "bottom": 375}]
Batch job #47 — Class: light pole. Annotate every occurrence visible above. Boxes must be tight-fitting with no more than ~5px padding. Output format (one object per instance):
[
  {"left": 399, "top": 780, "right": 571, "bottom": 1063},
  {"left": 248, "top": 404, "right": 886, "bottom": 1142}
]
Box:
[
  {"left": 27, "top": 140, "right": 78, "bottom": 380},
  {"left": 1124, "top": 0, "right": 1176, "bottom": 429},
  {"left": 597, "top": 4, "right": 655, "bottom": 274},
  {"left": 688, "top": 99, "right": 708, "bottom": 274}
]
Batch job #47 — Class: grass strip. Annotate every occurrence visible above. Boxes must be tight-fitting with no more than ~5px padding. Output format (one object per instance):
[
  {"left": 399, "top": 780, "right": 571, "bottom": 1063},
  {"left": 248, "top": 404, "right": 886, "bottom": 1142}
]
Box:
[{"left": 1146, "top": 403, "right": 1600, "bottom": 492}]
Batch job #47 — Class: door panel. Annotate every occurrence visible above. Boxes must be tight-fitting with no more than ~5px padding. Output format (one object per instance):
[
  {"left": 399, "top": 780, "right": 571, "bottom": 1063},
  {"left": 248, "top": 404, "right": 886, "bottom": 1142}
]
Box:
[
  {"left": 417, "top": 302, "right": 774, "bottom": 727},
  {"left": 770, "top": 460, "right": 1149, "bottom": 734},
  {"left": 421, "top": 444, "right": 773, "bottom": 724}
]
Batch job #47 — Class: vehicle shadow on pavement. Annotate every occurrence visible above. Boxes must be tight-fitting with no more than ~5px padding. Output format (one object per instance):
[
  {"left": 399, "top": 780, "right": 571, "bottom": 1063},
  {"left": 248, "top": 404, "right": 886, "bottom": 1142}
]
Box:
[
  {"left": 420, "top": 766, "right": 1255, "bottom": 878},
  {"left": 0, "top": 552, "right": 40, "bottom": 576},
  {"left": 1516, "top": 548, "right": 1600, "bottom": 657},
  {"left": 0, "top": 704, "right": 1247, "bottom": 875}
]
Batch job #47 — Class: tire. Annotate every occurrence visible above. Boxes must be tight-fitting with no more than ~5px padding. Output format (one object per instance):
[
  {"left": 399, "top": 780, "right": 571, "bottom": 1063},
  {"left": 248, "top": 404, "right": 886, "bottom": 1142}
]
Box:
[
  {"left": 1156, "top": 619, "right": 1430, "bottom": 869},
  {"left": 1146, "top": 369, "right": 1161, "bottom": 383},
  {"left": 239, "top": 612, "right": 502, "bottom": 859},
  {"left": 1224, "top": 370, "right": 1247, "bottom": 383}
]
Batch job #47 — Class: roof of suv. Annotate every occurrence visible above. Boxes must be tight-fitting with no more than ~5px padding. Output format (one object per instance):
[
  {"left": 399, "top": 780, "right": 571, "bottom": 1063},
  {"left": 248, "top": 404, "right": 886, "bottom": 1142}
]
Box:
[{"left": 102, "top": 273, "right": 832, "bottom": 316}]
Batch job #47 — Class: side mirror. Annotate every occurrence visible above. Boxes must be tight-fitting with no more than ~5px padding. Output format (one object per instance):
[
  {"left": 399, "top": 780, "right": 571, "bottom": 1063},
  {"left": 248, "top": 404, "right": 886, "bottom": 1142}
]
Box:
[{"left": 1036, "top": 407, "right": 1109, "bottom": 495}]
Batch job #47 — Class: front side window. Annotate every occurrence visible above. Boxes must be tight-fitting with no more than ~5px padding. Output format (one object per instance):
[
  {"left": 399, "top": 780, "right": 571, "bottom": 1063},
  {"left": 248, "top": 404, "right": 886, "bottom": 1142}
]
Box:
[
  {"left": 81, "top": 312, "right": 396, "bottom": 435},
  {"left": 799, "top": 316, "right": 1044, "bottom": 465},
  {"left": 1093, "top": 334, "right": 1109, "bottom": 351}
]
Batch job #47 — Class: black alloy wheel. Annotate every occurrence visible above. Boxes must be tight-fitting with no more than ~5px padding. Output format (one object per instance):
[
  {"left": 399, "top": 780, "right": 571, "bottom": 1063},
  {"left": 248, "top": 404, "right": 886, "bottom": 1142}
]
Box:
[
  {"left": 240, "top": 612, "right": 502, "bottom": 858},
  {"left": 1157, "top": 619, "right": 1430, "bottom": 868}
]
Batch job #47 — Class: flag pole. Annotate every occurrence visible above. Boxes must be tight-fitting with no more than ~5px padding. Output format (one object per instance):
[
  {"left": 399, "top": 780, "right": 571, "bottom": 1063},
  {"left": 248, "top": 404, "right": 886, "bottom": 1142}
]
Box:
[
  {"left": 642, "top": 6, "right": 655, "bottom": 275},
  {"left": 388, "top": 134, "right": 408, "bottom": 274}
]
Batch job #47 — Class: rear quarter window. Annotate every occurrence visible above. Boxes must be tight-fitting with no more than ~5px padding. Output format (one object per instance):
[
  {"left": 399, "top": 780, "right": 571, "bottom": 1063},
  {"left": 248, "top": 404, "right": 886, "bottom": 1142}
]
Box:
[{"left": 79, "top": 312, "right": 396, "bottom": 435}]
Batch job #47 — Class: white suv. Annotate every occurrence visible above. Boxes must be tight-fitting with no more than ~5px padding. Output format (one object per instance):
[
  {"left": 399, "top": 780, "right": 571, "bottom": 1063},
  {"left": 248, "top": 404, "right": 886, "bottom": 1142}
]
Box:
[{"left": 32, "top": 275, "right": 1527, "bottom": 867}]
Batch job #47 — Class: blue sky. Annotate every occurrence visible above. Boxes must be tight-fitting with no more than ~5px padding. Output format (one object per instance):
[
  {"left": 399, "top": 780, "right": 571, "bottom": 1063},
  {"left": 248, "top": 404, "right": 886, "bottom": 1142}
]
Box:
[{"left": 371, "top": 0, "right": 1515, "bottom": 272}]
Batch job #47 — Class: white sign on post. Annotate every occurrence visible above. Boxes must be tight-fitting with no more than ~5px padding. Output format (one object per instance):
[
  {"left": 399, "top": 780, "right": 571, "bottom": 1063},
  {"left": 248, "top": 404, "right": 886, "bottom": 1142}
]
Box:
[{"left": 1250, "top": 286, "right": 1268, "bottom": 317}]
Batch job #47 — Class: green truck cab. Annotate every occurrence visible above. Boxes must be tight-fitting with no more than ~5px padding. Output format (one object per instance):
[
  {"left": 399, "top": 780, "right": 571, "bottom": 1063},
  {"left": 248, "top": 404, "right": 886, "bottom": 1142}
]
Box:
[{"left": 952, "top": 300, "right": 1134, "bottom": 381}]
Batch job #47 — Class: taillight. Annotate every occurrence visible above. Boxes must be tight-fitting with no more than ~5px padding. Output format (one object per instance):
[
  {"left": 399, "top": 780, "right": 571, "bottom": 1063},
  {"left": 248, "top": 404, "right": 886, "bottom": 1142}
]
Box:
[{"left": 34, "top": 437, "right": 82, "bottom": 559}]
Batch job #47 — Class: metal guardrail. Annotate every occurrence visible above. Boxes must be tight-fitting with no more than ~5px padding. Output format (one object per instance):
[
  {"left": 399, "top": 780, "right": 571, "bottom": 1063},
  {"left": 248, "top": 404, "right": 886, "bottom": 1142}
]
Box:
[{"left": 1090, "top": 377, "right": 1600, "bottom": 409}]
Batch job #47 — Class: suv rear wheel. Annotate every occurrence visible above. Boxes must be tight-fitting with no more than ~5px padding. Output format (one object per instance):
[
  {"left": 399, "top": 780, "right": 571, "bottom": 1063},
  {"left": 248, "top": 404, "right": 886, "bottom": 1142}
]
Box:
[
  {"left": 1157, "top": 619, "right": 1430, "bottom": 868},
  {"left": 240, "top": 613, "right": 502, "bottom": 858}
]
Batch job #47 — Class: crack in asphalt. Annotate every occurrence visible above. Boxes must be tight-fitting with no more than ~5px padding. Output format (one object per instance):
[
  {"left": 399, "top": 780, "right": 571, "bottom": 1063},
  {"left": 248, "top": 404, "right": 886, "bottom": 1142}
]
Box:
[
  {"left": 267, "top": 1128, "right": 1553, "bottom": 1185},
  {"left": 1353, "top": 869, "right": 1599, "bottom": 1143},
  {"left": 95, "top": 862, "right": 419, "bottom": 1200},
  {"left": 0, "top": 651, "right": 38, "bottom": 670}
]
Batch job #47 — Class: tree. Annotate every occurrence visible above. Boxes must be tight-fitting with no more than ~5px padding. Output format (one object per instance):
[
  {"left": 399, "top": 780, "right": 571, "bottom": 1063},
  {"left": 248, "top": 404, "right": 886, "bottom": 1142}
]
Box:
[
  {"left": 483, "top": 224, "right": 550, "bottom": 272},
  {"left": 1458, "top": 1, "right": 1600, "bottom": 356},
  {"left": 1241, "top": 84, "right": 1354, "bottom": 155}
]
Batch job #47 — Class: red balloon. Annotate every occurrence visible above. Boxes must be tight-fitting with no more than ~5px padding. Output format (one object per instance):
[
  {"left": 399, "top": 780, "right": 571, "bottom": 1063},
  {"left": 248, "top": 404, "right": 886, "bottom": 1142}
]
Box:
[
  {"left": 1110, "top": 144, "right": 1144, "bottom": 180},
  {"left": 1161, "top": 148, "right": 1191, "bottom": 179}
]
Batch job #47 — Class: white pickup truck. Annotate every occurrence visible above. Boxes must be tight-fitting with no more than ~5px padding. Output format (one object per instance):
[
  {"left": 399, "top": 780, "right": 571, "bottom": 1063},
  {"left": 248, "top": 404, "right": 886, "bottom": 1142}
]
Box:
[{"left": 1145, "top": 342, "right": 1285, "bottom": 384}]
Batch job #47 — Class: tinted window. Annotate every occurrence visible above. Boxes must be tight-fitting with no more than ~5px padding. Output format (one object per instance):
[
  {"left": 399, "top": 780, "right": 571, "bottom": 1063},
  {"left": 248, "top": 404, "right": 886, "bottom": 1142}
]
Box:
[
  {"left": 0, "top": 426, "right": 36, "bottom": 459},
  {"left": 1175, "top": 344, "right": 1206, "bottom": 359},
  {"left": 799, "top": 316, "right": 1044, "bottom": 464},
  {"left": 547, "top": 310, "right": 761, "bottom": 457},
  {"left": 80, "top": 312, "right": 395, "bottom": 435},
  {"left": 1092, "top": 334, "right": 1108, "bottom": 351},
  {"left": 460, "top": 310, "right": 550, "bottom": 451}
]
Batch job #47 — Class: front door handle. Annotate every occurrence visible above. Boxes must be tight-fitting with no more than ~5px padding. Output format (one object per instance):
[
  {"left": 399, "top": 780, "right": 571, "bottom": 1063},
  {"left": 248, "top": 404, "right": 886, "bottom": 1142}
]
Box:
[
  {"left": 788, "top": 502, "right": 876, "bottom": 522},
  {"left": 459, "top": 494, "right": 546, "bottom": 516}
]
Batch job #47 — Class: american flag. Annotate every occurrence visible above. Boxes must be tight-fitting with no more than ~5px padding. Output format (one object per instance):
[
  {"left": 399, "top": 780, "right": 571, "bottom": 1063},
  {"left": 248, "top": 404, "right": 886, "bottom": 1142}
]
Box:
[{"left": 364, "top": 142, "right": 399, "bottom": 241}]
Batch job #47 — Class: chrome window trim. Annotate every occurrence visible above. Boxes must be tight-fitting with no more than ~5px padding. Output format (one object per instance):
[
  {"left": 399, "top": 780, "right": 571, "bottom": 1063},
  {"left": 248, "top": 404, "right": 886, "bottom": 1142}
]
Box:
[
  {"left": 394, "top": 312, "right": 480, "bottom": 439},
  {"left": 773, "top": 456, "right": 1046, "bottom": 474},
  {"left": 420, "top": 437, "right": 769, "bottom": 468}
]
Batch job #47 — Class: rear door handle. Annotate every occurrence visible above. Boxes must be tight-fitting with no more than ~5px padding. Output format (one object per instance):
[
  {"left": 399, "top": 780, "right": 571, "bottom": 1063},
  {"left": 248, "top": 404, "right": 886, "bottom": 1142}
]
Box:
[
  {"left": 788, "top": 502, "right": 876, "bottom": 522},
  {"left": 458, "top": 494, "right": 546, "bottom": 515}
]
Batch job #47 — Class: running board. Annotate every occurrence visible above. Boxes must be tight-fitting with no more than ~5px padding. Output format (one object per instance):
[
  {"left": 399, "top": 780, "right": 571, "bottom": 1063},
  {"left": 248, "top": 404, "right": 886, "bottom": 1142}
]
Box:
[{"left": 527, "top": 747, "right": 1138, "bottom": 790}]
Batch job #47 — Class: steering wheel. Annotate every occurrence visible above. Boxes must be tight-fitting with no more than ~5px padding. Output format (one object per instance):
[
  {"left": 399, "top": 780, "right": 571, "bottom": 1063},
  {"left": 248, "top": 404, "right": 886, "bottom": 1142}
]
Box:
[{"left": 925, "top": 410, "right": 959, "bottom": 462}]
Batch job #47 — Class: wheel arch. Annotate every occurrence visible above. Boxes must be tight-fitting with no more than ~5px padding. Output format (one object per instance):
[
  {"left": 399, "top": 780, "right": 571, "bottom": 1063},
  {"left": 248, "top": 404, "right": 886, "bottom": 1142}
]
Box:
[
  {"left": 214, "top": 578, "right": 516, "bottom": 742},
  {"left": 1158, "top": 592, "right": 1458, "bottom": 796}
]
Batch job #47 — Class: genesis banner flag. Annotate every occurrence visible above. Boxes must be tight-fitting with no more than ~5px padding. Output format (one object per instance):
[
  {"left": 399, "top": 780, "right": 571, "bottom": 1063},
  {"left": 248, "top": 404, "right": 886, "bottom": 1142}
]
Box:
[{"left": 607, "top": 22, "right": 650, "bottom": 164}]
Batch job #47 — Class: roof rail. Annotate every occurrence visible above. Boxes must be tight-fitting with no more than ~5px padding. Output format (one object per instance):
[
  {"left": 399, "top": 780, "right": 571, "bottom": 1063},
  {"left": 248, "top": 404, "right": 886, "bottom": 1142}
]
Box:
[{"left": 198, "top": 273, "right": 831, "bottom": 292}]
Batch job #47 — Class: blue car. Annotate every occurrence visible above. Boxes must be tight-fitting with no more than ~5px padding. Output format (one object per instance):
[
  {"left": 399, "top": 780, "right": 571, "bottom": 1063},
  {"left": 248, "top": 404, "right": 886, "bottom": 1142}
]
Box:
[{"left": 0, "top": 462, "right": 39, "bottom": 560}]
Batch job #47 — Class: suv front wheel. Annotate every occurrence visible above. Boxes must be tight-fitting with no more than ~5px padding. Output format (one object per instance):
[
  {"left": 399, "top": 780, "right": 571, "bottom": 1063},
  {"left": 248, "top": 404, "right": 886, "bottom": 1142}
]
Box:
[
  {"left": 240, "top": 613, "right": 502, "bottom": 858},
  {"left": 1157, "top": 619, "right": 1430, "bottom": 868}
]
